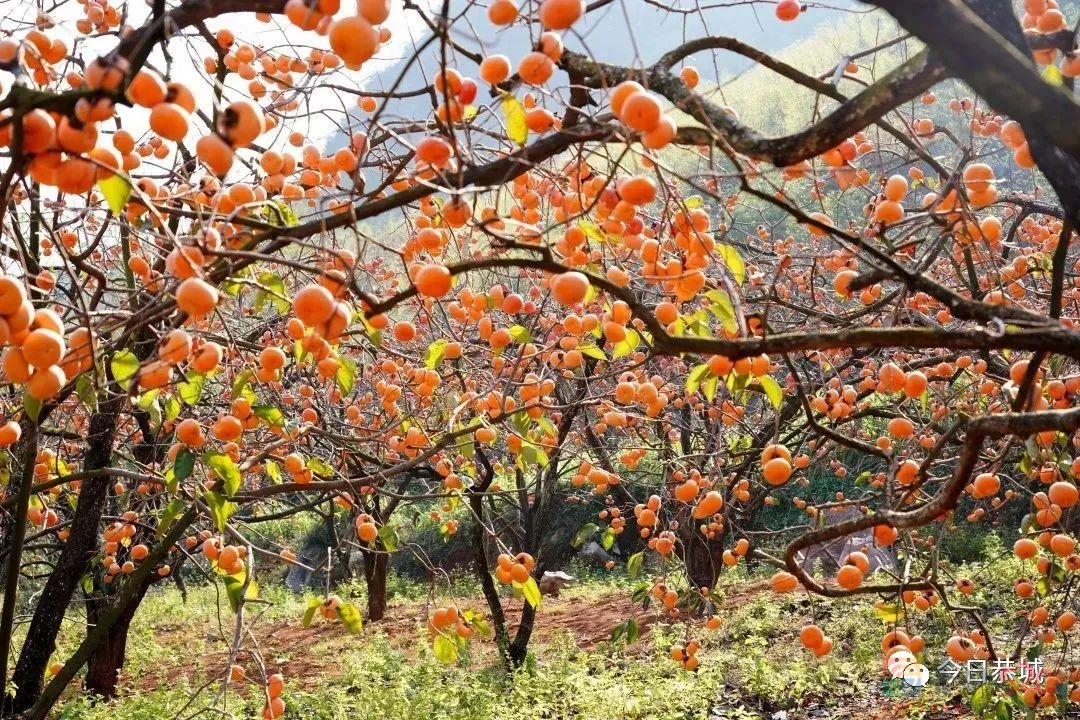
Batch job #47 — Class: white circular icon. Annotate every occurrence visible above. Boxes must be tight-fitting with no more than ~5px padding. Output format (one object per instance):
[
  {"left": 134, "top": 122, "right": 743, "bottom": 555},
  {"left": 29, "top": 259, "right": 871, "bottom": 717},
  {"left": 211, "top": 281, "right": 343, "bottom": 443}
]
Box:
[
  {"left": 886, "top": 649, "right": 917, "bottom": 678},
  {"left": 900, "top": 662, "right": 930, "bottom": 687}
]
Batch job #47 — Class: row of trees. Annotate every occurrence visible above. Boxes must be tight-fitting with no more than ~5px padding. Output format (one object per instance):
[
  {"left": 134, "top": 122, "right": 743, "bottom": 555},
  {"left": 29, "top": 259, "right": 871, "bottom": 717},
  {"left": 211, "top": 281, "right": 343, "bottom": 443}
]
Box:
[{"left": 0, "top": 0, "right": 1078, "bottom": 716}]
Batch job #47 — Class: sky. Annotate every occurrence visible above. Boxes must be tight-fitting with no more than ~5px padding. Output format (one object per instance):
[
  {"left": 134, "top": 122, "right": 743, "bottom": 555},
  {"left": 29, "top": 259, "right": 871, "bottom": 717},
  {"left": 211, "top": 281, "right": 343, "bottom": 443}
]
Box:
[{"left": 0, "top": 0, "right": 860, "bottom": 159}]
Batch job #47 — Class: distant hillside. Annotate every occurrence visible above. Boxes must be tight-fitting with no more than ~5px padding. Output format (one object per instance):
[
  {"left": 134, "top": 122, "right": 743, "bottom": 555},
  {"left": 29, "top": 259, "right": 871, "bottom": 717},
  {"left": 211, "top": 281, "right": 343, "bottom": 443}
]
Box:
[{"left": 324, "top": 0, "right": 860, "bottom": 150}]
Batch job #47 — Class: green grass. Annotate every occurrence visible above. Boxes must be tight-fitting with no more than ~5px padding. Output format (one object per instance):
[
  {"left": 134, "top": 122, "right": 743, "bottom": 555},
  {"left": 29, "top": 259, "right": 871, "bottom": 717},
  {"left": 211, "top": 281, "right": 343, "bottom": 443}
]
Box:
[
  {"left": 51, "top": 542, "right": 1056, "bottom": 720},
  {"left": 50, "top": 567, "right": 905, "bottom": 720}
]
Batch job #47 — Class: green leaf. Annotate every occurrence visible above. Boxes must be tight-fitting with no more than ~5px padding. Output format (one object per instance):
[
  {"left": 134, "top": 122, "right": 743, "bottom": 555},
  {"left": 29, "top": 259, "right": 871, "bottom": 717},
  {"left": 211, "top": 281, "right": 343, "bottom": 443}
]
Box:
[
  {"left": 301, "top": 597, "right": 320, "bottom": 628},
  {"left": 157, "top": 498, "right": 186, "bottom": 537},
  {"left": 178, "top": 373, "right": 204, "bottom": 406},
  {"left": 519, "top": 441, "right": 549, "bottom": 469},
  {"left": 423, "top": 339, "right": 448, "bottom": 369},
  {"left": 23, "top": 394, "right": 40, "bottom": 422},
  {"left": 995, "top": 701, "right": 1010, "bottom": 720},
  {"left": 612, "top": 328, "right": 640, "bottom": 358},
  {"left": 264, "top": 460, "right": 281, "bottom": 484},
  {"left": 75, "top": 374, "right": 98, "bottom": 410},
  {"left": 97, "top": 174, "right": 132, "bottom": 215},
  {"left": 205, "top": 490, "right": 236, "bottom": 532},
  {"left": 433, "top": 633, "right": 459, "bottom": 663},
  {"left": 625, "top": 618, "right": 640, "bottom": 644},
  {"left": 759, "top": 375, "right": 783, "bottom": 409},
  {"left": 136, "top": 388, "right": 159, "bottom": 411},
  {"left": 471, "top": 616, "right": 492, "bottom": 639},
  {"left": 164, "top": 395, "right": 181, "bottom": 421},
  {"left": 507, "top": 325, "right": 531, "bottom": 344},
  {"left": 174, "top": 449, "right": 196, "bottom": 482},
  {"left": 716, "top": 244, "right": 746, "bottom": 284},
  {"left": 572, "top": 523, "right": 598, "bottom": 548},
  {"left": 220, "top": 278, "right": 244, "bottom": 298},
  {"left": 110, "top": 349, "right": 139, "bottom": 388},
  {"left": 520, "top": 576, "right": 541, "bottom": 608},
  {"left": 577, "top": 344, "right": 606, "bottom": 361},
  {"left": 203, "top": 451, "right": 242, "bottom": 495},
  {"left": 601, "top": 526, "right": 616, "bottom": 550},
  {"left": 378, "top": 523, "right": 400, "bottom": 552},
  {"left": 971, "top": 684, "right": 993, "bottom": 714},
  {"left": 704, "top": 289, "right": 738, "bottom": 334},
  {"left": 231, "top": 369, "right": 254, "bottom": 399},
  {"left": 627, "top": 551, "right": 643, "bottom": 579},
  {"left": 701, "top": 375, "right": 719, "bottom": 402},
  {"left": 338, "top": 601, "right": 363, "bottom": 633},
  {"left": 253, "top": 405, "right": 284, "bottom": 428},
  {"left": 254, "top": 272, "right": 290, "bottom": 314},
  {"left": 501, "top": 94, "right": 528, "bottom": 146},
  {"left": 223, "top": 571, "right": 258, "bottom": 613},
  {"left": 336, "top": 355, "right": 357, "bottom": 395},
  {"left": 263, "top": 199, "right": 300, "bottom": 227},
  {"left": 686, "top": 363, "right": 709, "bottom": 396},
  {"left": 307, "top": 456, "right": 334, "bottom": 478}
]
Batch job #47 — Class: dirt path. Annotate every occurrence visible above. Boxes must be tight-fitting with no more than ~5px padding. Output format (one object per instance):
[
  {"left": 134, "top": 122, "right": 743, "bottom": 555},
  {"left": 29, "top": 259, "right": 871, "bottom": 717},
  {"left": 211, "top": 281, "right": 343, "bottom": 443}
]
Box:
[{"left": 135, "top": 588, "right": 667, "bottom": 692}]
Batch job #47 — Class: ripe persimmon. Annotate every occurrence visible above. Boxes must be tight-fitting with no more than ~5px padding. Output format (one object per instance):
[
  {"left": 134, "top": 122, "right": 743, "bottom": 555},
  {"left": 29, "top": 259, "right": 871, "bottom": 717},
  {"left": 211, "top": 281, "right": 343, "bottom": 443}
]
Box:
[
  {"left": 175, "top": 278, "right": 219, "bottom": 318},
  {"left": 518, "top": 52, "right": 555, "bottom": 85},
  {"left": 329, "top": 15, "right": 379, "bottom": 67},
  {"left": 551, "top": 271, "right": 589, "bottom": 306},
  {"left": 149, "top": 103, "right": 189, "bottom": 141},
  {"left": 775, "top": 0, "right": 801, "bottom": 21},
  {"left": 479, "top": 54, "right": 512, "bottom": 84},
  {"left": 487, "top": 0, "right": 518, "bottom": 24},
  {"left": 538, "top": 0, "right": 584, "bottom": 29},
  {"left": 415, "top": 264, "right": 453, "bottom": 297},
  {"left": 619, "top": 93, "right": 662, "bottom": 133},
  {"left": 126, "top": 70, "right": 167, "bottom": 108},
  {"left": 799, "top": 624, "right": 824, "bottom": 649},
  {"left": 195, "top": 135, "right": 234, "bottom": 175},
  {"left": 358, "top": 0, "right": 390, "bottom": 23},
  {"left": 293, "top": 284, "right": 336, "bottom": 326},
  {"left": 23, "top": 329, "right": 65, "bottom": 369}
]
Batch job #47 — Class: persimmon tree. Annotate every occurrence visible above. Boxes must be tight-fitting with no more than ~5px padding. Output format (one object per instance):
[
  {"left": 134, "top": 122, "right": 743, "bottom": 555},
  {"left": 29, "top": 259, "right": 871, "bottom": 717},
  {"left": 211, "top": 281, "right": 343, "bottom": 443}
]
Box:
[{"left": 2, "top": 0, "right": 1080, "bottom": 716}]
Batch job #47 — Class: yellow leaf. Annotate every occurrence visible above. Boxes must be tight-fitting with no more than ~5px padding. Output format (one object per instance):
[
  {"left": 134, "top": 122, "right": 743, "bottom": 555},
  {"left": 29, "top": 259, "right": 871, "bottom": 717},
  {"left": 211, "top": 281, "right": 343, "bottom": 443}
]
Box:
[
  {"left": 578, "top": 221, "right": 606, "bottom": 244},
  {"left": 97, "top": 174, "right": 131, "bottom": 215},
  {"left": 873, "top": 601, "right": 904, "bottom": 623},
  {"left": 1043, "top": 64, "right": 1064, "bottom": 86},
  {"left": 684, "top": 195, "right": 703, "bottom": 209},
  {"left": 501, "top": 95, "right": 528, "bottom": 146},
  {"left": 463, "top": 105, "right": 478, "bottom": 121},
  {"left": 717, "top": 243, "right": 746, "bottom": 284}
]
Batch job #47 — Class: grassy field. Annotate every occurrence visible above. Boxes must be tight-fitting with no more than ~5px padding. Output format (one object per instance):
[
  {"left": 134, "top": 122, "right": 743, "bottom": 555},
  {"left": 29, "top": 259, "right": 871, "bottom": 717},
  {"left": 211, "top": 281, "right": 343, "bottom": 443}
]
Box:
[{"left": 48, "top": 557, "right": 1031, "bottom": 720}]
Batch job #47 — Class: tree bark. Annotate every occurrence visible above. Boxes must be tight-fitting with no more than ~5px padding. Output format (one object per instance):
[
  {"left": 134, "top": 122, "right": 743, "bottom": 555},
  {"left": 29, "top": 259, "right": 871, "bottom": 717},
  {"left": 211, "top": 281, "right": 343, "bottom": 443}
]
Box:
[
  {"left": 83, "top": 579, "right": 150, "bottom": 699},
  {"left": 8, "top": 399, "right": 121, "bottom": 715},
  {"left": 360, "top": 544, "right": 388, "bottom": 621},
  {"left": 468, "top": 491, "right": 512, "bottom": 664},
  {"left": 683, "top": 533, "right": 724, "bottom": 594}
]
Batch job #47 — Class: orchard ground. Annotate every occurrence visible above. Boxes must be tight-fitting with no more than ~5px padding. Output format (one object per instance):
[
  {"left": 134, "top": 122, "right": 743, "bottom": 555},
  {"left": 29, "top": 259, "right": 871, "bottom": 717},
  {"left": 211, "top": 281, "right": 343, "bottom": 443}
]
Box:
[{"left": 51, "top": 539, "right": 1057, "bottom": 720}]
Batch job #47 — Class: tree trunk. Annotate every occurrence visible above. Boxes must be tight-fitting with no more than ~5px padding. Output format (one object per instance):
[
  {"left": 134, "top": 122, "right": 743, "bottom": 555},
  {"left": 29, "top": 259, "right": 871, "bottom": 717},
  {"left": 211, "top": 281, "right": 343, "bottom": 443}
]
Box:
[
  {"left": 683, "top": 532, "right": 724, "bottom": 594},
  {"left": 8, "top": 402, "right": 121, "bottom": 715},
  {"left": 360, "top": 544, "right": 388, "bottom": 621},
  {"left": 508, "top": 603, "right": 534, "bottom": 667},
  {"left": 83, "top": 580, "right": 150, "bottom": 699},
  {"left": 468, "top": 492, "right": 511, "bottom": 664}
]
